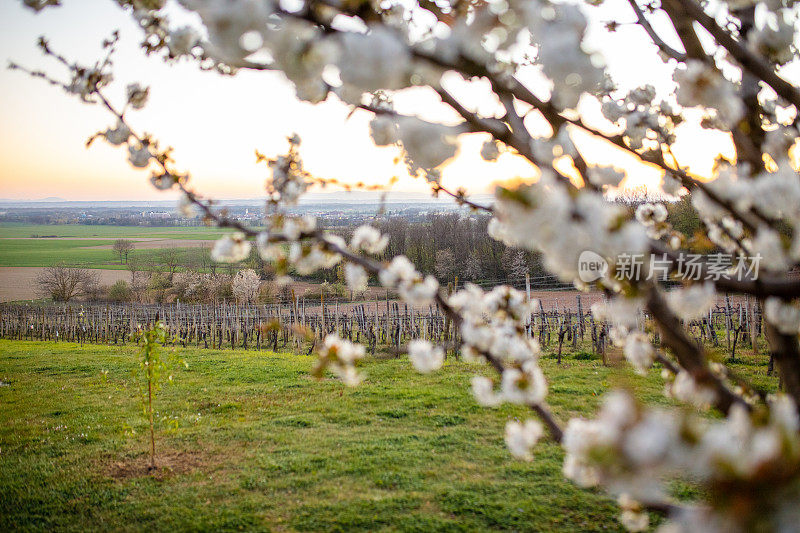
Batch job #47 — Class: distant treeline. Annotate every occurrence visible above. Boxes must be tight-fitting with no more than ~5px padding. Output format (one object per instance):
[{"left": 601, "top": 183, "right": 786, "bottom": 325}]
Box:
[
  {"left": 122, "top": 199, "right": 702, "bottom": 287},
  {"left": 32, "top": 196, "right": 705, "bottom": 305}
]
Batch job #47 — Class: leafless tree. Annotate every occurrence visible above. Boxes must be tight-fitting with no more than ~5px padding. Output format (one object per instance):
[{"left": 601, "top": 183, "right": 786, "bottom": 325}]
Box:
[
  {"left": 157, "top": 248, "right": 181, "bottom": 280},
  {"left": 112, "top": 238, "right": 135, "bottom": 264},
  {"left": 200, "top": 245, "right": 217, "bottom": 276},
  {"left": 209, "top": 274, "right": 233, "bottom": 303},
  {"left": 126, "top": 256, "right": 148, "bottom": 302},
  {"left": 127, "top": 255, "right": 142, "bottom": 285},
  {"left": 36, "top": 265, "right": 99, "bottom": 302}
]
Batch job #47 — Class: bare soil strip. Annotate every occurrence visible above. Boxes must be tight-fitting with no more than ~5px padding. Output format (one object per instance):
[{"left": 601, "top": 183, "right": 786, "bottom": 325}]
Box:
[
  {"left": 0, "top": 267, "right": 128, "bottom": 302},
  {"left": 0, "top": 266, "right": 606, "bottom": 306}
]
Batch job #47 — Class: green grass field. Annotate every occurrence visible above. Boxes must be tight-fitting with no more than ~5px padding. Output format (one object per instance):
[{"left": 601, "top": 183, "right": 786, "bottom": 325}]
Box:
[
  {"left": 0, "top": 223, "right": 230, "bottom": 240},
  {"left": 0, "top": 238, "right": 131, "bottom": 268},
  {"left": 0, "top": 341, "right": 778, "bottom": 531},
  {"left": 0, "top": 224, "right": 229, "bottom": 269},
  {"left": 0, "top": 342, "right": 665, "bottom": 531}
]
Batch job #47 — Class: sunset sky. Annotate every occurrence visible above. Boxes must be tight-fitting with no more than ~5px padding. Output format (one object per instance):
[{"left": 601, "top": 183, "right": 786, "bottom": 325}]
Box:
[{"left": 0, "top": 0, "right": 738, "bottom": 201}]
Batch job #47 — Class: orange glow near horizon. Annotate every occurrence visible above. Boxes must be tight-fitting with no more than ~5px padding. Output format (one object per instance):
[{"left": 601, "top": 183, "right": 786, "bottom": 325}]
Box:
[{"left": 0, "top": 0, "right": 736, "bottom": 203}]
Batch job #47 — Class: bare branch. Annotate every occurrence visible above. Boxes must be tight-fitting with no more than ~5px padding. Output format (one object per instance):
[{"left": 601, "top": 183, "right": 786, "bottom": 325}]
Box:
[
  {"left": 626, "top": 0, "right": 688, "bottom": 62},
  {"left": 675, "top": 0, "right": 800, "bottom": 109},
  {"left": 645, "top": 286, "right": 750, "bottom": 415},
  {"left": 764, "top": 322, "right": 800, "bottom": 407}
]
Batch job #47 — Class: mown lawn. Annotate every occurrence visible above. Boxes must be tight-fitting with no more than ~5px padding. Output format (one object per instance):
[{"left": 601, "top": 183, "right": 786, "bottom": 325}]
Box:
[{"left": 0, "top": 340, "right": 778, "bottom": 531}]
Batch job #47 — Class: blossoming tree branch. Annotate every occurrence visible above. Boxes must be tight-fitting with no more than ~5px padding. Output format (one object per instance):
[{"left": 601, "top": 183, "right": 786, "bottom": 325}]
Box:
[{"left": 14, "top": 0, "right": 800, "bottom": 530}]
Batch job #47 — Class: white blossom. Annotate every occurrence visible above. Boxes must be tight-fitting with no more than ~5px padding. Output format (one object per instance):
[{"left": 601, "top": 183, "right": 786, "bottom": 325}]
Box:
[
  {"left": 338, "top": 25, "right": 410, "bottom": 94},
  {"left": 149, "top": 173, "right": 174, "bottom": 191},
  {"left": 397, "top": 117, "right": 461, "bottom": 171},
  {"left": 344, "top": 263, "right": 368, "bottom": 293},
  {"left": 351, "top": 225, "right": 388, "bottom": 255},
  {"left": 66, "top": 66, "right": 111, "bottom": 100},
  {"left": 674, "top": 60, "right": 743, "bottom": 128},
  {"left": 316, "top": 334, "right": 365, "bottom": 386},
  {"left": 623, "top": 332, "right": 656, "bottom": 375},
  {"left": 588, "top": 166, "right": 625, "bottom": 188},
  {"left": 666, "top": 283, "right": 717, "bottom": 321},
  {"left": 749, "top": 19, "right": 796, "bottom": 66},
  {"left": 635, "top": 203, "right": 668, "bottom": 225},
  {"left": 764, "top": 297, "right": 800, "bottom": 335},
  {"left": 256, "top": 233, "right": 286, "bottom": 262},
  {"left": 661, "top": 173, "right": 684, "bottom": 197},
  {"left": 289, "top": 242, "right": 341, "bottom": 275},
  {"left": 265, "top": 18, "right": 336, "bottom": 104},
  {"left": 750, "top": 167, "right": 800, "bottom": 223},
  {"left": 505, "top": 419, "right": 543, "bottom": 460},
  {"left": 480, "top": 139, "right": 500, "bottom": 162},
  {"left": 188, "top": 0, "right": 273, "bottom": 63},
  {"left": 379, "top": 256, "right": 439, "bottom": 306},
  {"left": 617, "top": 494, "right": 649, "bottom": 532},
  {"left": 211, "top": 232, "right": 251, "bottom": 263},
  {"left": 277, "top": 216, "right": 316, "bottom": 241},
  {"left": 22, "top": 5, "right": 800, "bottom": 530},
  {"left": 103, "top": 120, "right": 130, "bottom": 145},
  {"left": 399, "top": 275, "right": 439, "bottom": 306},
  {"left": 128, "top": 144, "right": 152, "bottom": 168},
  {"left": 450, "top": 284, "right": 539, "bottom": 364},
  {"left": 501, "top": 361, "right": 547, "bottom": 405},
  {"left": 408, "top": 339, "right": 444, "bottom": 373},
  {"left": 602, "top": 99, "right": 626, "bottom": 122},
  {"left": 491, "top": 180, "right": 648, "bottom": 282},
  {"left": 667, "top": 370, "right": 717, "bottom": 408},
  {"left": 749, "top": 227, "right": 789, "bottom": 272},
  {"left": 267, "top": 148, "right": 310, "bottom": 206},
  {"left": 471, "top": 376, "right": 503, "bottom": 407},
  {"left": 379, "top": 256, "right": 416, "bottom": 288},
  {"left": 525, "top": 1, "right": 604, "bottom": 109},
  {"left": 621, "top": 410, "right": 676, "bottom": 467},
  {"left": 232, "top": 268, "right": 260, "bottom": 303},
  {"left": 167, "top": 26, "right": 200, "bottom": 57},
  {"left": 126, "top": 83, "right": 149, "bottom": 110},
  {"left": 762, "top": 128, "right": 797, "bottom": 164},
  {"left": 369, "top": 116, "right": 398, "bottom": 146},
  {"left": 591, "top": 297, "right": 644, "bottom": 338},
  {"left": 769, "top": 394, "right": 800, "bottom": 434},
  {"left": 176, "top": 193, "right": 195, "bottom": 217}
]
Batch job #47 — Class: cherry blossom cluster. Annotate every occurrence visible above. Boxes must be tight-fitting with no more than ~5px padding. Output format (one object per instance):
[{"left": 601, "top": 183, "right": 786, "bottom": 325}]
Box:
[
  {"left": 449, "top": 285, "right": 529, "bottom": 355},
  {"left": 489, "top": 176, "right": 649, "bottom": 284},
  {"left": 601, "top": 85, "right": 682, "bottom": 152},
  {"left": 563, "top": 391, "right": 800, "bottom": 532},
  {"left": 260, "top": 135, "right": 310, "bottom": 207},
  {"left": 445, "top": 284, "right": 549, "bottom": 409},
  {"left": 312, "top": 334, "right": 366, "bottom": 387},
  {"left": 378, "top": 256, "right": 439, "bottom": 307},
  {"left": 16, "top": 0, "right": 800, "bottom": 529}
]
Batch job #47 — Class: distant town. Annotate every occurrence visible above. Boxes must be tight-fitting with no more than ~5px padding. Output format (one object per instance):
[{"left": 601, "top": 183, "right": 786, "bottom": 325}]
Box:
[{"left": 0, "top": 192, "right": 489, "bottom": 227}]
